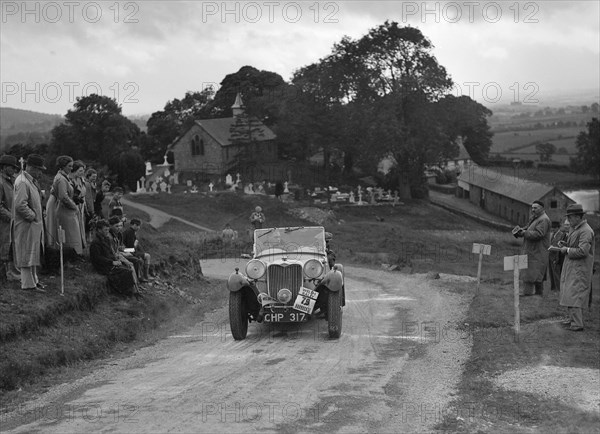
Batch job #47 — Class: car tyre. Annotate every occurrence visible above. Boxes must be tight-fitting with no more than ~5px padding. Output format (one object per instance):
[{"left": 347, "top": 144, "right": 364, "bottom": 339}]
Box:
[
  {"left": 327, "top": 290, "right": 342, "bottom": 339},
  {"left": 229, "top": 291, "right": 248, "bottom": 340}
]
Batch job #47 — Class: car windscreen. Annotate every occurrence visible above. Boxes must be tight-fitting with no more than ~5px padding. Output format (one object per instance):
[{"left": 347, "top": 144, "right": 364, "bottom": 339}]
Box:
[{"left": 254, "top": 227, "right": 325, "bottom": 256}]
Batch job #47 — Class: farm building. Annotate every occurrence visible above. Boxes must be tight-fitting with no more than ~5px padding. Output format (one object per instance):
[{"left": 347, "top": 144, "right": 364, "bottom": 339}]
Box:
[
  {"left": 166, "top": 93, "right": 277, "bottom": 177},
  {"left": 457, "top": 165, "right": 575, "bottom": 226}
]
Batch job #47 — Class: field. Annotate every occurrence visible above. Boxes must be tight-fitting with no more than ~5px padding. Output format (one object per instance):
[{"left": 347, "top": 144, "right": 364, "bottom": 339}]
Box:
[{"left": 490, "top": 126, "right": 581, "bottom": 154}]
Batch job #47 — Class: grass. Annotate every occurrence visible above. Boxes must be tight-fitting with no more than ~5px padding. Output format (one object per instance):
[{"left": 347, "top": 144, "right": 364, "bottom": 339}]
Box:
[
  {"left": 436, "top": 283, "right": 600, "bottom": 433},
  {"left": 0, "top": 205, "right": 227, "bottom": 408}
]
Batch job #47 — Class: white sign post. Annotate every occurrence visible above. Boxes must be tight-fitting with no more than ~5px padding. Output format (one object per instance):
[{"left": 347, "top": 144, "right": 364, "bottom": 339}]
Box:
[
  {"left": 58, "top": 226, "right": 66, "bottom": 296},
  {"left": 504, "top": 254, "right": 528, "bottom": 338},
  {"left": 472, "top": 243, "right": 491, "bottom": 292}
]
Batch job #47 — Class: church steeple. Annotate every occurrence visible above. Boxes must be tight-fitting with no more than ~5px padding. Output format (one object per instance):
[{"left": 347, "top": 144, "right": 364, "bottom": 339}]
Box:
[{"left": 231, "top": 92, "right": 244, "bottom": 117}]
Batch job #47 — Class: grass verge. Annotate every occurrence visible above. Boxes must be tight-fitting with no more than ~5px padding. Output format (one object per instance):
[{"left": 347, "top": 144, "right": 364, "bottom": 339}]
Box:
[{"left": 0, "top": 206, "right": 227, "bottom": 410}]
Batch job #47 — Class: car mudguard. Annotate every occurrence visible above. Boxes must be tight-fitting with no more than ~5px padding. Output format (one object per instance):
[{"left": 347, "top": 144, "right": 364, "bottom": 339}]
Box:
[
  {"left": 227, "top": 272, "right": 251, "bottom": 292},
  {"left": 321, "top": 268, "right": 343, "bottom": 292}
]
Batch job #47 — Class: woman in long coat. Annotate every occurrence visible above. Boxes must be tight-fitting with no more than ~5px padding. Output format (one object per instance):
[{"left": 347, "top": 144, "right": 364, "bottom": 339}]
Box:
[
  {"left": 559, "top": 204, "right": 595, "bottom": 331},
  {"left": 46, "top": 156, "right": 83, "bottom": 255},
  {"left": 70, "top": 160, "right": 87, "bottom": 251}
]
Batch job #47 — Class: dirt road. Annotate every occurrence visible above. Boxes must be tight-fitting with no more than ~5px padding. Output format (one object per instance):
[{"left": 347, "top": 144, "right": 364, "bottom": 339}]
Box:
[{"left": 3, "top": 261, "right": 472, "bottom": 433}]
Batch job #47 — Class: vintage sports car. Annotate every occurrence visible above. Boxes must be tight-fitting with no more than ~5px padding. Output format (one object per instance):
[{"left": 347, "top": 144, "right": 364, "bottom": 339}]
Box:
[{"left": 227, "top": 226, "right": 345, "bottom": 340}]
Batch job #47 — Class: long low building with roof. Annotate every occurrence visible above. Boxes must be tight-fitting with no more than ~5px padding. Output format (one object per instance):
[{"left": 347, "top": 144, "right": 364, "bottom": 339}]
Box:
[{"left": 457, "top": 165, "right": 575, "bottom": 226}]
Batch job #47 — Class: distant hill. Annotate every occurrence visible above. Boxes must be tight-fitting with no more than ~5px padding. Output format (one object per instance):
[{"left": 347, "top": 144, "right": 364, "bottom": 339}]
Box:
[
  {"left": 0, "top": 107, "right": 64, "bottom": 151},
  {"left": 1, "top": 107, "right": 63, "bottom": 133}
]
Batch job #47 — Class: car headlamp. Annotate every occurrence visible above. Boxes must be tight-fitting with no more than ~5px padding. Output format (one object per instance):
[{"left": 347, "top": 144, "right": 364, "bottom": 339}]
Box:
[
  {"left": 304, "top": 259, "right": 324, "bottom": 279},
  {"left": 245, "top": 259, "right": 266, "bottom": 279},
  {"left": 277, "top": 288, "right": 293, "bottom": 303}
]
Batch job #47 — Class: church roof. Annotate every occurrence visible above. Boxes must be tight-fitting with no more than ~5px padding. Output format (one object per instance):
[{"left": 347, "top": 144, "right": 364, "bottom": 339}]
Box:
[{"left": 167, "top": 117, "right": 276, "bottom": 150}]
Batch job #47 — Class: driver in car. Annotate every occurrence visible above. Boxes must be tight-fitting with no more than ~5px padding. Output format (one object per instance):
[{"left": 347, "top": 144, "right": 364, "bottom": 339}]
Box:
[{"left": 325, "top": 232, "right": 336, "bottom": 268}]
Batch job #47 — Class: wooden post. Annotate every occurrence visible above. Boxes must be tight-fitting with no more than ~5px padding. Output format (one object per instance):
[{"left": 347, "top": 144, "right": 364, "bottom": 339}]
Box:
[
  {"left": 513, "top": 255, "right": 520, "bottom": 338},
  {"left": 472, "top": 243, "right": 491, "bottom": 293},
  {"left": 58, "top": 226, "right": 65, "bottom": 297},
  {"left": 504, "top": 254, "right": 527, "bottom": 341}
]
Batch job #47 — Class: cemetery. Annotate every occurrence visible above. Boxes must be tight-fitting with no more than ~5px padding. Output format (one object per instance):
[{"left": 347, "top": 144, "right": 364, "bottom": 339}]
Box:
[{"left": 132, "top": 156, "right": 405, "bottom": 209}]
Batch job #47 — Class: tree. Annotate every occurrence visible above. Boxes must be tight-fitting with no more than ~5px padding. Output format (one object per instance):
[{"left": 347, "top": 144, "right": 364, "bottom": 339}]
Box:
[
  {"left": 535, "top": 142, "right": 557, "bottom": 162},
  {"left": 437, "top": 95, "right": 493, "bottom": 165},
  {"left": 207, "top": 66, "right": 286, "bottom": 120},
  {"left": 328, "top": 21, "right": 453, "bottom": 198},
  {"left": 573, "top": 118, "right": 600, "bottom": 179},
  {"left": 144, "top": 89, "right": 214, "bottom": 163},
  {"left": 49, "top": 94, "right": 143, "bottom": 187}
]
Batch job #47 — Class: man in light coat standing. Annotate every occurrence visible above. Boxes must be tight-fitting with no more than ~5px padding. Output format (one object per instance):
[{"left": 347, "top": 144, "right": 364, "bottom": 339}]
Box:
[
  {"left": 13, "top": 154, "right": 46, "bottom": 292},
  {"left": 513, "top": 200, "right": 551, "bottom": 296},
  {"left": 0, "top": 154, "right": 21, "bottom": 282},
  {"left": 559, "top": 204, "right": 595, "bottom": 332}
]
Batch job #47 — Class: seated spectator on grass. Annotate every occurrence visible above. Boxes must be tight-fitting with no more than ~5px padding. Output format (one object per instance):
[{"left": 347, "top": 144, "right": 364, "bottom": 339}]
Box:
[
  {"left": 94, "top": 180, "right": 111, "bottom": 219},
  {"left": 122, "top": 218, "right": 151, "bottom": 282},
  {"left": 109, "top": 216, "right": 144, "bottom": 284},
  {"left": 108, "top": 187, "right": 124, "bottom": 217},
  {"left": 109, "top": 207, "right": 127, "bottom": 223},
  {"left": 90, "top": 219, "right": 140, "bottom": 298}
]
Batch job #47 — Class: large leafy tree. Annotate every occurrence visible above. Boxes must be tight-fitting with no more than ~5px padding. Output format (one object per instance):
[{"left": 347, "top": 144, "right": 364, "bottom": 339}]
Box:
[
  {"left": 320, "top": 21, "right": 454, "bottom": 198},
  {"left": 144, "top": 89, "right": 214, "bottom": 163},
  {"left": 573, "top": 118, "right": 600, "bottom": 180},
  {"left": 207, "top": 65, "right": 287, "bottom": 121},
  {"left": 49, "top": 94, "right": 143, "bottom": 189}
]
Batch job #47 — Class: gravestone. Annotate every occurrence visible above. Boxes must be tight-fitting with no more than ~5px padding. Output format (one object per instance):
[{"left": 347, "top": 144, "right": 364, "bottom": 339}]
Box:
[
  {"left": 225, "top": 174, "right": 233, "bottom": 186},
  {"left": 209, "top": 182, "right": 214, "bottom": 192}
]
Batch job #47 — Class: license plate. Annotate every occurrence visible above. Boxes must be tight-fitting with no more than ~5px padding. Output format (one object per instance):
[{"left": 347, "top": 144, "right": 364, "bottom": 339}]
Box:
[
  {"left": 263, "top": 311, "right": 308, "bottom": 322},
  {"left": 294, "top": 287, "right": 319, "bottom": 314}
]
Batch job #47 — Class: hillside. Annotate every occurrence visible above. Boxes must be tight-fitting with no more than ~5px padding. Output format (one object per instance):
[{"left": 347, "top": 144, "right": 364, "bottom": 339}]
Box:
[{"left": 0, "top": 107, "right": 63, "bottom": 133}]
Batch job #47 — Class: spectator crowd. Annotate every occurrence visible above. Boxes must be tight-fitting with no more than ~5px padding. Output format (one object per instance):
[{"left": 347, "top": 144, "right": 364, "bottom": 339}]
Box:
[{"left": 0, "top": 154, "right": 152, "bottom": 299}]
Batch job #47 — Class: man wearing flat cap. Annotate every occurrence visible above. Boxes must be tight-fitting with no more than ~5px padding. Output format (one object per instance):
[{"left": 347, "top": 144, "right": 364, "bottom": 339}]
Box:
[
  {"left": 0, "top": 155, "right": 21, "bottom": 282},
  {"left": 558, "top": 203, "right": 595, "bottom": 331},
  {"left": 12, "top": 154, "right": 46, "bottom": 292},
  {"left": 513, "top": 200, "right": 551, "bottom": 296}
]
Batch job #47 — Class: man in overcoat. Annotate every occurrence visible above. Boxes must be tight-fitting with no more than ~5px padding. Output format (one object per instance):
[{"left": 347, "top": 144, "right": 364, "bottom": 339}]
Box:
[
  {"left": 12, "top": 154, "right": 46, "bottom": 292},
  {"left": 559, "top": 204, "right": 595, "bottom": 331},
  {"left": 513, "top": 200, "right": 551, "bottom": 296},
  {"left": 0, "top": 154, "right": 21, "bottom": 282},
  {"left": 548, "top": 218, "right": 570, "bottom": 291}
]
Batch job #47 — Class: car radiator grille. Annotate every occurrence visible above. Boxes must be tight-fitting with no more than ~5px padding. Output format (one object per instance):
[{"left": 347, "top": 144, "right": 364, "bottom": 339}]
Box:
[{"left": 267, "top": 264, "right": 303, "bottom": 301}]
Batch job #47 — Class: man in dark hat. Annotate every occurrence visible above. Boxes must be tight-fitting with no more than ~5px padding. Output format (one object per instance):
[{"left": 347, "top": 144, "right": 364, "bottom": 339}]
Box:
[
  {"left": 558, "top": 204, "right": 595, "bottom": 331},
  {"left": 0, "top": 155, "right": 21, "bottom": 282},
  {"left": 12, "top": 154, "right": 46, "bottom": 292},
  {"left": 512, "top": 200, "right": 551, "bottom": 296}
]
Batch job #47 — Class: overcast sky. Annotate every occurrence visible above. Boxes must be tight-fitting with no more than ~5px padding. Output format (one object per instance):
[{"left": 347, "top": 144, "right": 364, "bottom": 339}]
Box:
[{"left": 1, "top": 1, "right": 599, "bottom": 116}]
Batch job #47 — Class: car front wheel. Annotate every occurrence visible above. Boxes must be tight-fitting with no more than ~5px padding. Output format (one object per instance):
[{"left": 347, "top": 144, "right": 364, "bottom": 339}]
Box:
[
  {"left": 327, "top": 290, "right": 342, "bottom": 339},
  {"left": 229, "top": 291, "right": 248, "bottom": 340}
]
